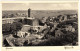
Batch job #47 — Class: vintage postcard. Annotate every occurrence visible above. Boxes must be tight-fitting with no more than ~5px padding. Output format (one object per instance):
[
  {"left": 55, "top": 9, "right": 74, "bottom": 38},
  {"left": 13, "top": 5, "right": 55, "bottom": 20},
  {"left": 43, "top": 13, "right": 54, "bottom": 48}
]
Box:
[{"left": 1, "top": 1, "right": 79, "bottom": 51}]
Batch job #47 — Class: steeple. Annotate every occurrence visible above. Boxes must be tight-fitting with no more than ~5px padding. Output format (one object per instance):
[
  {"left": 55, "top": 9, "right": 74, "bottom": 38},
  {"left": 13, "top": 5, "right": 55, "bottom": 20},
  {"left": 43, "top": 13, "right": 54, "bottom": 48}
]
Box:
[{"left": 28, "top": 8, "right": 31, "bottom": 17}]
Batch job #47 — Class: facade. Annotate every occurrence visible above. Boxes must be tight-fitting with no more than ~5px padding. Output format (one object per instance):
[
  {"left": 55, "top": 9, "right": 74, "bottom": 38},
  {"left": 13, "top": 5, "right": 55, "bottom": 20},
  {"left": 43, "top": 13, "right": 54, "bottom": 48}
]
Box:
[
  {"left": 17, "top": 31, "right": 30, "bottom": 38},
  {"left": 2, "top": 19, "right": 14, "bottom": 24},
  {"left": 2, "top": 17, "right": 26, "bottom": 24}
]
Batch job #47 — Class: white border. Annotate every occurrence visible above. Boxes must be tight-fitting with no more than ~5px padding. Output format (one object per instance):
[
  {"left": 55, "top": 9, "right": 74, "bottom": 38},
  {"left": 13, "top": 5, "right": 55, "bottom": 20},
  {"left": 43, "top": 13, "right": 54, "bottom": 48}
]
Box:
[{"left": 0, "top": 1, "right": 80, "bottom": 51}]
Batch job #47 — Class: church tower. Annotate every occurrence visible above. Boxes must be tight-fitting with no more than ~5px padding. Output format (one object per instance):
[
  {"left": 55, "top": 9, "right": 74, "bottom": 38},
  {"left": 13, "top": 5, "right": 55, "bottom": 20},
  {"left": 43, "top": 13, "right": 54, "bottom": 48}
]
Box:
[{"left": 28, "top": 8, "right": 31, "bottom": 17}]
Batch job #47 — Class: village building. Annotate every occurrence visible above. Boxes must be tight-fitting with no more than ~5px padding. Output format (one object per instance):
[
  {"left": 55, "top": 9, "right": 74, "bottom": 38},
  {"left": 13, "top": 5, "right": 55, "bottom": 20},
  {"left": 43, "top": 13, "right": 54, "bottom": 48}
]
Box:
[
  {"left": 16, "top": 8, "right": 47, "bottom": 37},
  {"left": 65, "top": 25, "right": 75, "bottom": 32},
  {"left": 70, "top": 14, "right": 77, "bottom": 19},
  {"left": 2, "top": 19, "right": 14, "bottom": 24},
  {"left": 39, "top": 17, "right": 47, "bottom": 26},
  {"left": 64, "top": 14, "right": 77, "bottom": 19},
  {"left": 58, "top": 15, "right": 67, "bottom": 22},
  {"left": 17, "top": 30, "right": 30, "bottom": 38}
]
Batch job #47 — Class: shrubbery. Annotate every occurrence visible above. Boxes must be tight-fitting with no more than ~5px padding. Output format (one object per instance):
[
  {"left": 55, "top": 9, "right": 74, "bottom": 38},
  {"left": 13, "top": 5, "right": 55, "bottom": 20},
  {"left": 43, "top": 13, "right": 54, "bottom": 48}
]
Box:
[{"left": 2, "top": 22, "right": 23, "bottom": 35}]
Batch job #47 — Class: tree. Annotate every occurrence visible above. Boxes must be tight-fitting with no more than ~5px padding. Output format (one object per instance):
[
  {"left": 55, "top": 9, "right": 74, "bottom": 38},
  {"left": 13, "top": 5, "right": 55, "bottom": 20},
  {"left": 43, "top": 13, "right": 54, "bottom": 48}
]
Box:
[
  {"left": 2, "top": 23, "right": 12, "bottom": 33},
  {"left": 11, "top": 22, "right": 23, "bottom": 35},
  {"left": 2, "top": 22, "right": 23, "bottom": 35}
]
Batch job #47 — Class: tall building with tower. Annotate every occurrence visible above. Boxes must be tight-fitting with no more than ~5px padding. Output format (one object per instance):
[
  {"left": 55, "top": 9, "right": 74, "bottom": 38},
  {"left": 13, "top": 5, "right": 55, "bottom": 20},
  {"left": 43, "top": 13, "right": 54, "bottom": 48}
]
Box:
[
  {"left": 25, "top": 8, "right": 39, "bottom": 26},
  {"left": 21, "top": 8, "right": 39, "bottom": 32},
  {"left": 28, "top": 8, "right": 31, "bottom": 17}
]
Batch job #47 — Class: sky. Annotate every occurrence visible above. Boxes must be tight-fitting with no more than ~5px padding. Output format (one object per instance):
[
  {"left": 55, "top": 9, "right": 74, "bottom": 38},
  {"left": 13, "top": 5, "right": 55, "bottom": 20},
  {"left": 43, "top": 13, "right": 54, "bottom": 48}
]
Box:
[
  {"left": 2, "top": 0, "right": 78, "bottom": 1},
  {"left": 2, "top": 3, "right": 78, "bottom": 10}
]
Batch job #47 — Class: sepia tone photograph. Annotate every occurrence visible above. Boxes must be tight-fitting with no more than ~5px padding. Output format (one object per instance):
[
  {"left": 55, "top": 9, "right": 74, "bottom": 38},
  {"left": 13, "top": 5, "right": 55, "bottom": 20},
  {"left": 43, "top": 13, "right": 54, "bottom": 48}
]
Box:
[{"left": 2, "top": 2, "right": 78, "bottom": 47}]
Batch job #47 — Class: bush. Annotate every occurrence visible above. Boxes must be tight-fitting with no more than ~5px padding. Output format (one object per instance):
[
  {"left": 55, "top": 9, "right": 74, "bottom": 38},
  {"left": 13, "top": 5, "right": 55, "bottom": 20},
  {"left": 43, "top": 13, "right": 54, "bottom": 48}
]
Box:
[
  {"left": 2, "top": 23, "right": 12, "bottom": 32},
  {"left": 2, "top": 22, "right": 23, "bottom": 35}
]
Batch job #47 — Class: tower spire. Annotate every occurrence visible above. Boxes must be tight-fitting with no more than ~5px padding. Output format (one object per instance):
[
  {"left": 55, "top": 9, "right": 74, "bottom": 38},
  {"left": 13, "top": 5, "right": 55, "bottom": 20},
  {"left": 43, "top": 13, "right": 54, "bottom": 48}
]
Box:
[{"left": 28, "top": 8, "right": 31, "bottom": 17}]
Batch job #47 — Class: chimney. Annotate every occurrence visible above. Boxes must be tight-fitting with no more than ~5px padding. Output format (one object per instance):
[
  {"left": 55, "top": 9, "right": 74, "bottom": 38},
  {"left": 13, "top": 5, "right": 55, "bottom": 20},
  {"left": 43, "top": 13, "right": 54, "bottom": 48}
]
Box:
[{"left": 28, "top": 8, "right": 31, "bottom": 17}]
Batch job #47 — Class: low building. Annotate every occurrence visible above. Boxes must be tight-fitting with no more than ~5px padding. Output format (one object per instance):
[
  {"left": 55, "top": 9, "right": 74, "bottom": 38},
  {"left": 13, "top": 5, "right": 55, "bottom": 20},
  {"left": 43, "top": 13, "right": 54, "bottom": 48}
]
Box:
[
  {"left": 70, "top": 14, "right": 77, "bottom": 18},
  {"left": 64, "top": 14, "right": 77, "bottom": 19},
  {"left": 58, "top": 15, "right": 67, "bottom": 22},
  {"left": 2, "top": 17, "right": 26, "bottom": 24},
  {"left": 17, "top": 31, "right": 30, "bottom": 38},
  {"left": 65, "top": 25, "right": 75, "bottom": 32}
]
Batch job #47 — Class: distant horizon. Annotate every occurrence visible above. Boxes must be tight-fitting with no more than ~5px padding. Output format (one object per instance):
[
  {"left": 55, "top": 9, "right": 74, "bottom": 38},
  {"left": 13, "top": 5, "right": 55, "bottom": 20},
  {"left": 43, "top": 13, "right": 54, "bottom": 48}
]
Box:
[
  {"left": 2, "top": 9, "right": 78, "bottom": 11},
  {"left": 2, "top": 3, "right": 78, "bottom": 11}
]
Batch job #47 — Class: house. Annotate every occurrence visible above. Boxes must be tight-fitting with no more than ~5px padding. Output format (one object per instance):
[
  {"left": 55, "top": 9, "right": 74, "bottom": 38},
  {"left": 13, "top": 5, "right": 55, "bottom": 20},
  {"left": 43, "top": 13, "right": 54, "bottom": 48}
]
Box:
[
  {"left": 64, "top": 14, "right": 77, "bottom": 19},
  {"left": 39, "top": 17, "right": 47, "bottom": 26},
  {"left": 17, "top": 31, "right": 30, "bottom": 38},
  {"left": 58, "top": 15, "right": 67, "bottom": 22},
  {"left": 65, "top": 25, "right": 75, "bottom": 32},
  {"left": 70, "top": 14, "right": 77, "bottom": 18}
]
